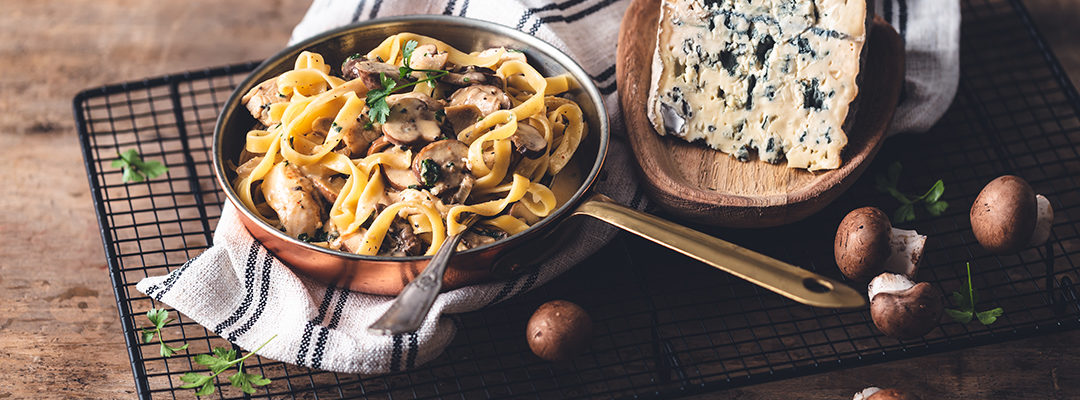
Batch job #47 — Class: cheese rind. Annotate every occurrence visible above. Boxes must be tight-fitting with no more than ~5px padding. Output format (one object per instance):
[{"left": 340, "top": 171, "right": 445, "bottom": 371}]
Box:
[{"left": 647, "top": 0, "right": 867, "bottom": 171}]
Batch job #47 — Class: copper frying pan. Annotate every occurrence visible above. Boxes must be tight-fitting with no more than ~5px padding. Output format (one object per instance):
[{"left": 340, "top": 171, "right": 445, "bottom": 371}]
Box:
[{"left": 213, "top": 15, "right": 864, "bottom": 309}]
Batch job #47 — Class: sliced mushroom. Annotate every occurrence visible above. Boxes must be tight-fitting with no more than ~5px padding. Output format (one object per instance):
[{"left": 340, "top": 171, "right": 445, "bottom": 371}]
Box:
[
  {"left": 868, "top": 273, "right": 943, "bottom": 340},
  {"left": 297, "top": 164, "right": 346, "bottom": 203},
  {"left": 262, "top": 162, "right": 323, "bottom": 238},
  {"left": 380, "top": 219, "right": 422, "bottom": 256},
  {"left": 510, "top": 123, "right": 548, "bottom": 159},
  {"left": 440, "top": 65, "right": 504, "bottom": 88},
  {"left": 834, "top": 207, "right": 926, "bottom": 282},
  {"left": 242, "top": 79, "right": 287, "bottom": 126},
  {"left": 341, "top": 56, "right": 403, "bottom": 90},
  {"left": 380, "top": 145, "right": 420, "bottom": 190},
  {"left": 382, "top": 92, "right": 444, "bottom": 146},
  {"left": 340, "top": 116, "right": 382, "bottom": 157},
  {"left": 407, "top": 44, "right": 449, "bottom": 72},
  {"left": 970, "top": 175, "right": 1055, "bottom": 253},
  {"left": 457, "top": 228, "right": 507, "bottom": 251},
  {"left": 367, "top": 135, "right": 394, "bottom": 156},
  {"left": 412, "top": 139, "right": 471, "bottom": 196},
  {"left": 449, "top": 84, "right": 511, "bottom": 116},
  {"left": 444, "top": 104, "right": 483, "bottom": 134}
]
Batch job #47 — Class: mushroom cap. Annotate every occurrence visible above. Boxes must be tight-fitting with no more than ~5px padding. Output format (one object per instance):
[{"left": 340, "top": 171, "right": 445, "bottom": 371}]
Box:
[
  {"left": 382, "top": 93, "right": 444, "bottom": 146},
  {"left": 510, "top": 123, "right": 548, "bottom": 159},
  {"left": 869, "top": 274, "right": 943, "bottom": 340},
  {"left": 835, "top": 207, "right": 893, "bottom": 281},
  {"left": 970, "top": 175, "right": 1037, "bottom": 254},
  {"left": 412, "top": 139, "right": 470, "bottom": 195},
  {"left": 866, "top": 388, "right": 922, "bottom": 400},
  {"left": 526, "top": 300, "right": 592, "bottom": 361}
]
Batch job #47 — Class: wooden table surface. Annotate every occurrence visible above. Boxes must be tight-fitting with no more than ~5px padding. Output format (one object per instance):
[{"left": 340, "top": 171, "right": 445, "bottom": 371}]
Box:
[{"left": 1, "top": 1, "right": 1077, "bottom": 398}]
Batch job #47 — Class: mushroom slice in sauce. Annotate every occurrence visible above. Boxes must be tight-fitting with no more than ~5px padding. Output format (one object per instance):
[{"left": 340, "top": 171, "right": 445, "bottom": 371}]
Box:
[
  {"left": 340, "top": 115, "right": 382, "bottom": 157},
  {"left": 382, "top": 92, "right": 444, "bottom": 146},
  {"left": 381, "top": 219, "right": 423, "bottom": 256},
  {"left": 242, "top": 79, "right": 287, "bottom": 126},
  {"left": 262, "top": 162, "right": 323, "bottom": 238},
  {"left": 412, "top": 139, "right": 470, "bottom": 197},
  {"left": 444, "top": 104, "right": 484, "bottom": 134},
  {"left": 366, "top": 135, "right": 394, "bottom": 156},
  {"left": 457, "top": 227, "right": 508, "bottom": 251},
  {"left": 509, "top": 123, "right": 547, "bottom": 159},
  {"left": 380, "top": 145, "right": 420, "bottom": 190},
  {"left": 341, "top": 56, "right": 403, "bottom": 90},
  {"left": 440, "top": 66, "right": 504, "bottom": 88},
  {"left": 407, "top": 44, "right": 449, "bottom": 72},
  {"left": 448, "top": 85, "right": 511, "bottom": 116}
]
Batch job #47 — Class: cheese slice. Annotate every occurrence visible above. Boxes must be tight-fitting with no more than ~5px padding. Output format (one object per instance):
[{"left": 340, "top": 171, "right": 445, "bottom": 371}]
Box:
[{"left": 647, "top": 0, "right": 868, "bottom": 171}]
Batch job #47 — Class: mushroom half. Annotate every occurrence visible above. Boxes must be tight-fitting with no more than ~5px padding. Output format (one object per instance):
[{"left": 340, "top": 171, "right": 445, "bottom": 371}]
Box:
[
  {"left": 867, "top": 273, "right": 943, "bottom": 340},
  {"left": 834, "top": 207, "right": 926, "bottom": 282}
]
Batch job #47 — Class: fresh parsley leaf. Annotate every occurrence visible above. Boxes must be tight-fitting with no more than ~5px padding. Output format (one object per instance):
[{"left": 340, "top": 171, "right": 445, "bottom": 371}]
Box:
[
  {"left": 419, "top": 158, "right": 441, "bottom": 186},
  {"left": 112, "top": 149, "right": 168, "bottom": 183},
  {"left": 363, "top": 41, "right": 450, "bottom": 124},
  {"left": 140, "top": 308, "right": 188, "bottom": 358},
  {"left": 182, "top": 335, "right": 277, "bottom": 396},
  {"left": 946, "top": 262, "right": 1004, "bottom": 326},
  {"left": 874, "top": 161, "right": 948, "bottom": 223}
]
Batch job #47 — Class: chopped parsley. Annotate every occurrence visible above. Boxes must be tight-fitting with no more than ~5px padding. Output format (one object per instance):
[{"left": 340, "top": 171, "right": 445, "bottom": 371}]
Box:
[
  {"left": 111, "top": 149, "right": 168, "bottom": 183},
  {"left": 365, "top": 40, "right": 449, "bottom": 124},
  {"left": 419, "top": 158, "right": 441, "bottom": 186}
]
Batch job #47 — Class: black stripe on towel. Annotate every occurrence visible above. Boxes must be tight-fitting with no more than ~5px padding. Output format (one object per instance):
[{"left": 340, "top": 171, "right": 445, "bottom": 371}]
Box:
[
  {"left": 486, "top": 274, "right": 524, "bottom": 306},
  {"left": 590, "top": 64, "right": 616, "bottom": 83},
  {"left": 311, "top": 286, "right": 350, "bottom": 369},
  {"left": 212, "top": 241, "right": 261, "bottom": 333},
  {"left": 883, "top": 0, "right": 893, "bottom": 28},
  {"left": 295, "top": 284, "right": 338, "bottom": 367},
  {"left": 390, "top": 334, "right": 404, "bottom": 372},
  {"left": 406, "top": 332, "right": 419, "bottom": 369},
  {"left": 442, "top": 0, "right": 457, "bottom": 15},
  {"left": 458, "top": 0, "right": 469, "bottom": 16},
  {"left": 515, "top": 0, "right": 590, "bottom": 30},
  {"left": 898, "top": 0, "right": 908, "bottom": 38},
  {"left": 350, "top": 0, "right": 368, "bottom": 22},
  {"left": 225, "top": 250, "right": 273, "bottom": 341},
  {"left": 146, "top": 252, "right": 199, "bottom": 298},
  {"left": 531, "top": 0, "right": 621, "bottom": 35},
  {"left": 368, "top": 0, "right": 383, "bottom": 19}
]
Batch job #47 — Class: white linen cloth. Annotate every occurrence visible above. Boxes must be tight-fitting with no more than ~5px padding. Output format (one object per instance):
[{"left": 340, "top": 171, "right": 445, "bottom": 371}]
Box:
[{"left": 137, "top": 0, "right": 960, "bottom": 374}]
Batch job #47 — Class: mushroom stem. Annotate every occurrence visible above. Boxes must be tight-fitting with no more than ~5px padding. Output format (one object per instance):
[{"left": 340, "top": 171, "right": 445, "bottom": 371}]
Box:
[
  {"left": 883, "top": 228, "right": 925, "bottom": 278},
  {"left": 1029, "top": 194, "right": 1054, "bottom": 246},
  {"left": 853, "top": 387, "right": 882, "bottom": 400}
]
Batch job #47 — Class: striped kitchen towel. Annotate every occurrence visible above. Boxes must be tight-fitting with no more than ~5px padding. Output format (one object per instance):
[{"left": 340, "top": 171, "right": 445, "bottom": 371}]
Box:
[{"left": 137, "top": 0, "right": 960, "bottom": 374}]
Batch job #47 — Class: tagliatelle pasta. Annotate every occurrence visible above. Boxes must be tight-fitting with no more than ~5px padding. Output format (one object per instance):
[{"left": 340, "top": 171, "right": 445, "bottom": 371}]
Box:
[{"left": 232, "top": 33, "right": 587, "bottom": 256}]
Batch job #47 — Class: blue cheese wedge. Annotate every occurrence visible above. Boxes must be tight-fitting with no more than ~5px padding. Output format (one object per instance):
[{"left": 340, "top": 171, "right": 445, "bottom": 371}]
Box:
[{"left": 647, "top": 0, "right": 868, "bottom": 171}]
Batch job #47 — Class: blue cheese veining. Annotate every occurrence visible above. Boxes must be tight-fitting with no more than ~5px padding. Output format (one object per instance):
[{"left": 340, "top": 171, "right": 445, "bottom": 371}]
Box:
[{"left": 647, "top": 0, "right": 868, "bottom": 171}]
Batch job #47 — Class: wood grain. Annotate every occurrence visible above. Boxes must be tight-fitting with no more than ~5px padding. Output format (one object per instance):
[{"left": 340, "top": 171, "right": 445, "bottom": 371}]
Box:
[
  {"left": 616, "top": 0, "right": 903, "bottom": 227},
  {"left": 2, "top": 0, "right": 1080, "bottom": 399}
]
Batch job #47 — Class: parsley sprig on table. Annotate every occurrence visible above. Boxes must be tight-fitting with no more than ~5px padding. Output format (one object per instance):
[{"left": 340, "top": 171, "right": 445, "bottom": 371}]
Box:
[
  {"left": 365, "top": 40, "right": 450, "bottom": 124},
  {"left": 180, "top": 335, "right": 277, "bottom": 396},
  {"left": 945, "top": 262, "right": 1004, "bottom": 325},
  {"left": 141, "top": 308, "right": 189, "bottom": 357},
  {"left": 874, "top": 161, "right": 948, "bottom": 223},
  {"left": 112, "top": 149, "right": 168, "bottom": 183}
]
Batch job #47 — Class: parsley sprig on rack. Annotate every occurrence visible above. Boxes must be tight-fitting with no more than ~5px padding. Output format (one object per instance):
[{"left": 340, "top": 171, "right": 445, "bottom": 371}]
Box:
[
  {"left": 180, "top": 335, "right": 277, "bottom": 396},
  {"left": 141, "top": 308, "right": 189, "bottom": 357},
  {"left": 945, "top": 262, "right": 1004, "bottom": 325},
  {"left": 112, "top": 149, "right": 168, "bottom": 183},
  {"left": 875, "top": 161, "right": 948, "bottom": 223}
]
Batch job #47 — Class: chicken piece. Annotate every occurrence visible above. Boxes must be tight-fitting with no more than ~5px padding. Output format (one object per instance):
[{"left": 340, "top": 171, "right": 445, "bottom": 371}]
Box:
[
  {"left": 242, "top": 79, "right": 287, "bottom": 126},
  {"left": 340, "top": 116, "right": 382, "bottom": 157},
  {"left": 262, "top": 162, "right": 323, "bottom": 237}
]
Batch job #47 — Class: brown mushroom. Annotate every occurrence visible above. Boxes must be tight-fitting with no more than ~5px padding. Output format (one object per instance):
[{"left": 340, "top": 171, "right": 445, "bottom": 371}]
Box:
[
  {"left": 970, "top": 175, "right": 1055, "bottom": 253},
  {"left": 834, "top": 207, "right": 926, "bottom": 282},
  {"left": 366, "top": 135, "right": 394, "bottom": 156},
  {"left": 407, "top": 44, "right": 449, "bottom": 72},
  {"left": 526, "top": 300, "right": 592, "bottom": 361},
  {"left": 448, "top": 84, "right": 511, "bottom": 116},
  {"left": 382, "top": 92, "right": 444, "bottom": 146},
  {"left": 867, "top": 273, "right": 943, "bottom": 340},
  {"left": 440, "top": 65, "right": 504, "bottom": 88},
  {"left": 380, "top": 145, "right": 420, "bottom": 190},
  {"left": 412, "top": 140, "right": 471, "bottom": 197},
  {"left": 341, "top": 56, "right": 403, "bottom": 90},
  {"left": 510, "top": 123, "right": 548, "bottom": 159},
  {"left": 444, "top": 104, "right": 484, "bottom": 134},
  {"left": 853, "top": 387, "right": 922, "bottom": 400}
]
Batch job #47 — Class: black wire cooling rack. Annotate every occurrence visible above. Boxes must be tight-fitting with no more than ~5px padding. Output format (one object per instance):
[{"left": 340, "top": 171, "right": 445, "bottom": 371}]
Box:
[{"left": 75, "top": 0, "right": 1080, "bottom": 398}]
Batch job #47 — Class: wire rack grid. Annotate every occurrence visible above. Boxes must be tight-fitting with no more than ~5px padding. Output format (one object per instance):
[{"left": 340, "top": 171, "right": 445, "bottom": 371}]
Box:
[{"left": 74, "top": 0, "right": 1080, "bottom": 398}]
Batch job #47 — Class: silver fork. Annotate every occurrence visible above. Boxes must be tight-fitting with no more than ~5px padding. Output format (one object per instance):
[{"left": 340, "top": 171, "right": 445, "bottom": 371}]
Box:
[{"left": 367, "top": 213, "right": 480, "bottom": 335}]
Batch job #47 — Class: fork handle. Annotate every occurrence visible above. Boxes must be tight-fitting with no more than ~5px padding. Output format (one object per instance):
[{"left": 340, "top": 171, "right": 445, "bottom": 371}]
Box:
[{"left": 367, "top": 233, "right": 466, "bottom": 335}]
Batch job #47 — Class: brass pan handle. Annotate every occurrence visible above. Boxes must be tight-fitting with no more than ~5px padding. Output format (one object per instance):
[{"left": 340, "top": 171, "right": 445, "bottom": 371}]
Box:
[{"left": 572, "top": 194, "right": 865, "bottom": 309}]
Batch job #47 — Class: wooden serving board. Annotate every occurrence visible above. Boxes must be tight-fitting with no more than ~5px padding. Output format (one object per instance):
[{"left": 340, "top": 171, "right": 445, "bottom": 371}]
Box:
[{"left": 616, "top": 0, "right": 905, "bottom": 228}]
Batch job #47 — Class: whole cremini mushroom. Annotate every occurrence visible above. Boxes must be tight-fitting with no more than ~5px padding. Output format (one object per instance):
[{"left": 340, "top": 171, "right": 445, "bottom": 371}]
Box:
[
  {"left": 835, "top": 207, "right": 927, "bottom": 282},
  {"left": 526, "top": 300, "right": 592, "bottom": 361},
  {"left": 970, "top": 175, "right": 1054, "bottom": 253},
  {"left": 853, "top": 387, "right": 922, "bottom": 400},
  {"left": 868, "top": 273, "right": 943, "bottom": 339}
]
